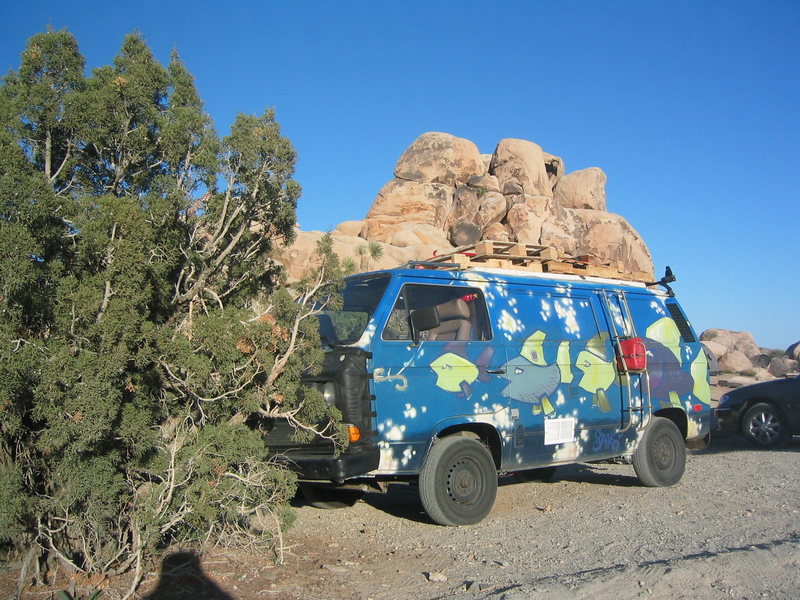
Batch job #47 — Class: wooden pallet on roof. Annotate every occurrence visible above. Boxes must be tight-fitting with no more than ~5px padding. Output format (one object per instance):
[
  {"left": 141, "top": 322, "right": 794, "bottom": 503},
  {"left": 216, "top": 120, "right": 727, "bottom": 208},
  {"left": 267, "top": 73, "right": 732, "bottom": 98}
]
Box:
[
  {"left": 427, "top": 241, "right": 651, "bottom": 282},
  {"left": 542, "top": 255, "right": 651, "bottom": 282},
  {"left": 431, "top": 241, "right": 558, "bottom": 269},
  {"left": 448, "top": 253, "right": 544, "bottom": 272}
]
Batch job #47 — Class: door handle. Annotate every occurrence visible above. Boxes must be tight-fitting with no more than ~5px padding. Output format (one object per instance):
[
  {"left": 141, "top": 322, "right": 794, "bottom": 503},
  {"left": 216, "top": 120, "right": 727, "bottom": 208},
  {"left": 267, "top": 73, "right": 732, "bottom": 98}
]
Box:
[{"left": 484, "top": 367, "right": 506, "bottom": 375}]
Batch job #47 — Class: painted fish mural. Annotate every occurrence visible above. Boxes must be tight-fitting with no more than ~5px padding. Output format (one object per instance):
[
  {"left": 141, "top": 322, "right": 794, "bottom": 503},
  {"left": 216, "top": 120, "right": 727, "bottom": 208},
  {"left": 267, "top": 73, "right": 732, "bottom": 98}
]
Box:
[{"left": 502, "top": 331, "right": 560, "bottom": 416}]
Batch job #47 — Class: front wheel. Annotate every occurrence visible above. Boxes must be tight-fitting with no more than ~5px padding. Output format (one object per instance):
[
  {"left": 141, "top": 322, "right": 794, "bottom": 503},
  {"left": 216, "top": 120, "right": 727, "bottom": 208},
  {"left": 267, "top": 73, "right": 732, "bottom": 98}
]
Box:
[
  {"left": 419, "top": 436, "right": 497, "bottom": 526},
  {"left": 632, "top": 417, "right": 685, "bottom": 487},
  {"left": 742, "top": 402, "right": 788, "bottom": 448}
]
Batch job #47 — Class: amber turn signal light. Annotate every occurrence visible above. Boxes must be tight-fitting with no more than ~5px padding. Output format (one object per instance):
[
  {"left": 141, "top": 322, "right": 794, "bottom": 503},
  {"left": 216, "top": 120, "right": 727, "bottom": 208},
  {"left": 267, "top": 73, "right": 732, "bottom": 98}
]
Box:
[{"left": 348, "top": 425, "right": 361, "bottom": 443}]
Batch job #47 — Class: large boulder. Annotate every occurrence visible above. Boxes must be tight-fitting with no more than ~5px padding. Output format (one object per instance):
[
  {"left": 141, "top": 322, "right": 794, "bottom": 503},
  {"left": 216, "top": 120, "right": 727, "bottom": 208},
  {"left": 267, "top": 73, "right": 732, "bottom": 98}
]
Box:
[
  {"left": 787, "top": 341, "right": 800, "bottom": 362},
  {"left": 700, "top": 339, "right": 727, "bottom": 360},
  {"left": 334, "top": 220, "right": 364, "bottom": 237},
  {"left": 505, "top": 195, "right": 557, "bottom": 244},
  {"left": 278, "top": 229, "right": 440, "bottom": 280},
  {"left": 394, "top": 132, "right": 484, "bottom": 186},
  {"left": 474, "top": 191, "right": 507, "bottom": 230},
  {"left": 718, "top": 350, "right": 754, "bottom": 373},
  {"left": 768, "top": 357, "right": 799, "bottom": 378},
  {"left": 361, "top": 179, "right": 454, "bottom": 242},
  {"left": 751, "top": 354, "right": 772, "bottom": 369},
  {"left": 553, "top": 167, "right": 608, "bottom": 211},
  {"left": 568, "top": 209, "right": 654, "bottom": 278},
  {"left": 543, "top": 152, "right": 565, "bottom": 188},
  {"left": 389, "top": 223, "right": 451, "bottom": 249},
  {"left": 482, "top": 221, "right": 511, "bottom": 242},
  {"left": 446, "top": 185, "right": 480, "bottom": 231},
  {"left": 467, "top": 174, "right": 501, "bottom": 193},
  {"left": 700, "top": 329, "right": 761, "bottom": 359},
  {"left": 489, "top": 139, "right": 552, "bottom": 197}
]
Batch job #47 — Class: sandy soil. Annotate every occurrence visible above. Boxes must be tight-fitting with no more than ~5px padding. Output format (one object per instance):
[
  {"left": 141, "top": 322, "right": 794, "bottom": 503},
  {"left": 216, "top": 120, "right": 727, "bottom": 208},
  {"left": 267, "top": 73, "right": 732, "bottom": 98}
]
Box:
[
  {"left": 5, "top": 407, "right": 800, "bottom": 599},
  {"left": 232, "top": 429, "right": 800, "bottom": 600}
]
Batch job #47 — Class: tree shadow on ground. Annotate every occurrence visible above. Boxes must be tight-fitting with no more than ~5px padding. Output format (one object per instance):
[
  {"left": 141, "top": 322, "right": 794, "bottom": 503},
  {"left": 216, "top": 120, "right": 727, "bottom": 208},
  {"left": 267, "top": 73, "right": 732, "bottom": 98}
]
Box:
[{"left": 143, "top": 551, "right": 233, "bottom": 600}]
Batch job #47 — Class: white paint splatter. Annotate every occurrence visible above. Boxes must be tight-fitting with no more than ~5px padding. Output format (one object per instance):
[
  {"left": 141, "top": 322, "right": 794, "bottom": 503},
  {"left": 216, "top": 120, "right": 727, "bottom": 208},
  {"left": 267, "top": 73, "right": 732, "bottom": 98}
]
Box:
[
  {"left": 385, "top": 425, "right": 406, "bottom": 441},
  {"left": 403, "top": 404, "right": 417, "bottom": 419}
]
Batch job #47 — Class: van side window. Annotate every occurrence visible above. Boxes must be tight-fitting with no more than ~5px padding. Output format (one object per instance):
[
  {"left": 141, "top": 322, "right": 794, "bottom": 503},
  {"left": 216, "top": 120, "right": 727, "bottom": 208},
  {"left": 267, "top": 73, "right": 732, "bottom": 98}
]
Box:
[
  {"left": 508, "top": 290, "right": 601, "bottom": 341},
  {"left": 382, "top": 285, "right": 492, "bottom": 342}
]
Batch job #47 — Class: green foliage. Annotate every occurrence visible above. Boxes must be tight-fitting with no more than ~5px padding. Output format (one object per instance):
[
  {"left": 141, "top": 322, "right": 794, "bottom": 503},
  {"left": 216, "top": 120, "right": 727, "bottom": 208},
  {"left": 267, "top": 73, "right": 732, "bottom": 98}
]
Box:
[{"left": 0, "top": 28, "right": 341, "bottom": 593}]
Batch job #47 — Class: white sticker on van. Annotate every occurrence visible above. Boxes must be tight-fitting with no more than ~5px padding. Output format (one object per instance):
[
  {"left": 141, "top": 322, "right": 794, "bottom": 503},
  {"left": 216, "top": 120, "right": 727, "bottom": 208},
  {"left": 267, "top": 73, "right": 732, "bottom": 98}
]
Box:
[{"left": 544, "top": 417, "right": 576, "bottom": 445}]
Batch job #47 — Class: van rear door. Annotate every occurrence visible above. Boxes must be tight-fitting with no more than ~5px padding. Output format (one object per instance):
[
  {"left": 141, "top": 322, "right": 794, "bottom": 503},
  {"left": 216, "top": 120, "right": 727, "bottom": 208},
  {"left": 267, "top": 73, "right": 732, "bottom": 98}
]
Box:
[{"left": 600, "top": 290, "right": 651, "bottom": 432}]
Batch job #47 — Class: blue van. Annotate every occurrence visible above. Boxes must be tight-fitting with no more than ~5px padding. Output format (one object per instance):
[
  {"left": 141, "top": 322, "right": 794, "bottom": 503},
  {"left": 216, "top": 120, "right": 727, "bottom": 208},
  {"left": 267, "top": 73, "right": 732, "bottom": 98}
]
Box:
[{"left": 267, "top": 256, "right": 712, "bottom": 525}]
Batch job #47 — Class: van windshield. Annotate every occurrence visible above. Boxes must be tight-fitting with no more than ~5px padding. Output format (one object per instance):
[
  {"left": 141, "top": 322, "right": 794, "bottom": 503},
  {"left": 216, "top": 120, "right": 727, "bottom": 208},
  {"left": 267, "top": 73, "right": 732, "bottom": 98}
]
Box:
[{"left": 317, "top": 274, "right": 390, "bottom": 345}]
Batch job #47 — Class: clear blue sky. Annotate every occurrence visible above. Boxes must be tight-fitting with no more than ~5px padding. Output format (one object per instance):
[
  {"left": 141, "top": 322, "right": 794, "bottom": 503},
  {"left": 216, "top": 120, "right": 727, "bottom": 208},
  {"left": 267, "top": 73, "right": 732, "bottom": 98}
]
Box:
[{"left": 2, "top": 1, "right": 798, "bottom": 350}]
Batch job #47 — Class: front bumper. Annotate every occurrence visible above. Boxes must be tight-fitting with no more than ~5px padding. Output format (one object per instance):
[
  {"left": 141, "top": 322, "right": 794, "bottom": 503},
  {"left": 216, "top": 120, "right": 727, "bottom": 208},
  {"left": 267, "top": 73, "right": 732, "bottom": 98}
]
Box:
[
  {"left": 714, "top": 406, "right": 740, "bottom": 432},
  {"left": 276, "top": 446, "right": 380, "bottom": 483}
]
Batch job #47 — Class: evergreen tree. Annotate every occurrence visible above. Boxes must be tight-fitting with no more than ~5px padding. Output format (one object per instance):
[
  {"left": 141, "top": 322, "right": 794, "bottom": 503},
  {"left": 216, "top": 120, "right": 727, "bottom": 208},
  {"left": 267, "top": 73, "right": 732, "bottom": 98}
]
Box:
[
  {"left": 2, "top": 28, "right": 85, "bottom": 191},
  {"left": 0, "top": 29, "right": 342, "bottom": 597}
]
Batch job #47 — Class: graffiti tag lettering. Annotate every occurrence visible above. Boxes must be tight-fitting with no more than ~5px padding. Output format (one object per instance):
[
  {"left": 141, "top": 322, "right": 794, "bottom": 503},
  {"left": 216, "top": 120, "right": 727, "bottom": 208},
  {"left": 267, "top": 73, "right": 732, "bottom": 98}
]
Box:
[{"left": 592, "top": 429, "right": 621, "bottom": 453}]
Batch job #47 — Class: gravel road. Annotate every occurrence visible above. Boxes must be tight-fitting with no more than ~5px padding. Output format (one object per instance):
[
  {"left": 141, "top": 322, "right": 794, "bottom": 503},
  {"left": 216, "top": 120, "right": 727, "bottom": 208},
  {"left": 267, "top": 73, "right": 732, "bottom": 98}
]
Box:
[
  {"left": 6, "top": 425, "right": 798, "bottom": 599},
  {"left": 256, "top": 429, "right": 800, "bottom": 600}
]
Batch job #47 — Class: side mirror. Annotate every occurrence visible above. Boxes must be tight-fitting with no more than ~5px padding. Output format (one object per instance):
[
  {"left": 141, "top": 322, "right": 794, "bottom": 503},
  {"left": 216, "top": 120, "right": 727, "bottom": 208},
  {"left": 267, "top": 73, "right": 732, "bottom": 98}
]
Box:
[{"left": 410, "top": 306, "right": 440, "bottom": 344}]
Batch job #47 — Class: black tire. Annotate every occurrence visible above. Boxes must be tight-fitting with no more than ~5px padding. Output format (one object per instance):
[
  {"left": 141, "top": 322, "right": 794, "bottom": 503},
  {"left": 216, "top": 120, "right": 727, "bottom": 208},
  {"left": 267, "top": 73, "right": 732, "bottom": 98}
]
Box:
[
  {"left": 514, "top": 466, "right": 557, "bottom": 483},
  {"left": 632, "top": 417, "right": 685, "bottom": 487},
  {"left": 300, "top": 485, "right": 364, "bottom": 509},
  {"left": 741, "top": 402, "right": 788, "bottom": 449},
  {"left": 419, "top": 436, "right": 497, "bottom": 526}
]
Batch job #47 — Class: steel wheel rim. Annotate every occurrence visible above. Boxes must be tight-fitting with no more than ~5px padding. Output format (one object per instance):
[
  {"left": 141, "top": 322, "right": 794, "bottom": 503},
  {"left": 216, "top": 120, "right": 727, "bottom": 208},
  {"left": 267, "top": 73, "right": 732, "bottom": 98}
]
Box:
[
  {"left": 446, "top": 458, "right": 482, "bottom": 506},
  {"left": 653, "top": 432, "right": 676, "bottom": 470}
]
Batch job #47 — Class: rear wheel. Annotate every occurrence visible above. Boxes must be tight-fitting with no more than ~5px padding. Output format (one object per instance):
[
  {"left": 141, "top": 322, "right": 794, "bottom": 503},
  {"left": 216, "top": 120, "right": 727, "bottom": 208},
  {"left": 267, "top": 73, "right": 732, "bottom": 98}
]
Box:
[
  {"left": 742, "top": 402, "right": 788, "bottom": 448},
  {"left": 419, "top": 436, "right": 497, "bottom": 526},
  {"left": 632, "top": 417, "right": 685, "bottom": 487}
]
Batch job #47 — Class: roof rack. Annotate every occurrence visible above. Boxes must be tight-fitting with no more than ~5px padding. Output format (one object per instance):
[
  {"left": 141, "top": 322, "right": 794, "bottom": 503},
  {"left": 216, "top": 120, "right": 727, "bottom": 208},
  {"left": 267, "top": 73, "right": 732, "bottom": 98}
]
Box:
[{"left": 410, "top": 241, "right": 653, "bottom": 283}]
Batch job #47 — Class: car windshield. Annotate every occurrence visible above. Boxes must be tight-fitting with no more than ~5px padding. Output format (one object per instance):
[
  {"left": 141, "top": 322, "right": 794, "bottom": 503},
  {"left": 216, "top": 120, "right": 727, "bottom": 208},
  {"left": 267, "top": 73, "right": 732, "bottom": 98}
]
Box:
[{"left": 317, "top": 274, "right": 390, "bottom": 345}]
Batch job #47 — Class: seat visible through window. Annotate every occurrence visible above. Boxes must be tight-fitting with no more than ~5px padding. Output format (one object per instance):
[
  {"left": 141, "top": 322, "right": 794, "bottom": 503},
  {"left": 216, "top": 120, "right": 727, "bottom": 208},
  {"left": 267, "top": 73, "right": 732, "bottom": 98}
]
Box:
[{"left": 427, "top": 298, "right": 471, "bottom": 341}]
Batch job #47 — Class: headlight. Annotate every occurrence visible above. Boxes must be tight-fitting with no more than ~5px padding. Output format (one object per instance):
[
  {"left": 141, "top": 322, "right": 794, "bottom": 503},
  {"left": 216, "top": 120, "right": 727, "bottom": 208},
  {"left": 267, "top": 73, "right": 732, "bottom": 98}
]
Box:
[{"left": 321, "top": 381, "right": 337, "bottom": 406}]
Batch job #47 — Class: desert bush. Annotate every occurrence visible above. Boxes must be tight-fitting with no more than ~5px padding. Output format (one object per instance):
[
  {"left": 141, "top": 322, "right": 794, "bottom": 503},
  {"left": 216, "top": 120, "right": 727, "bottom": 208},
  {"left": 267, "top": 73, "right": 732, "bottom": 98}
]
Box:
[{"left": 1, "top": 29, "right": 342, "bottom": 598}]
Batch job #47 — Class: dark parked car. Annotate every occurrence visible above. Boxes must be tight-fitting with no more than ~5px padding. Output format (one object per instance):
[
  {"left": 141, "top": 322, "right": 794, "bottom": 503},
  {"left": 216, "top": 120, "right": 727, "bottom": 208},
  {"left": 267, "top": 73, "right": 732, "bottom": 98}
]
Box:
[{"left": 715, "top": 375, "right": 800, "bottom": 448}]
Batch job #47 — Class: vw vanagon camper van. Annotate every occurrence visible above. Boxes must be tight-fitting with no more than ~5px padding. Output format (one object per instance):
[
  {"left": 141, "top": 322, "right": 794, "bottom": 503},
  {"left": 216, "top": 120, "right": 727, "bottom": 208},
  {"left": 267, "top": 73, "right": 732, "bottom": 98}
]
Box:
[{"left": 267, "top": 249, "right": 711, "bottom": 526}]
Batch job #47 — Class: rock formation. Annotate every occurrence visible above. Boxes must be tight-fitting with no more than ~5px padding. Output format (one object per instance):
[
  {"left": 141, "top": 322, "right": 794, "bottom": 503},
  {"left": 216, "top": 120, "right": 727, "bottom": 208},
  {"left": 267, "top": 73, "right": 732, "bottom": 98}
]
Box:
[
  {"left": 276, "top": 132, "right": 799, "bottom": 386},
  {"left": 280, "top": 132, "right": 655, "bottom": 281},
  {"left": 700, "top": 329, "right": 799, "bottom": 383}
]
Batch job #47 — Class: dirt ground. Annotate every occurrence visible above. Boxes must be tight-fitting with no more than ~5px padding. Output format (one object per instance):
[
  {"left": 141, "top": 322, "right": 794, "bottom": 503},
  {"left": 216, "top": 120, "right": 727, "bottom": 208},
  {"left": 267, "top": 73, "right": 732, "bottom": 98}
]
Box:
[{"left": 5, "top": 397, "right": 800, "bottom": 600}]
